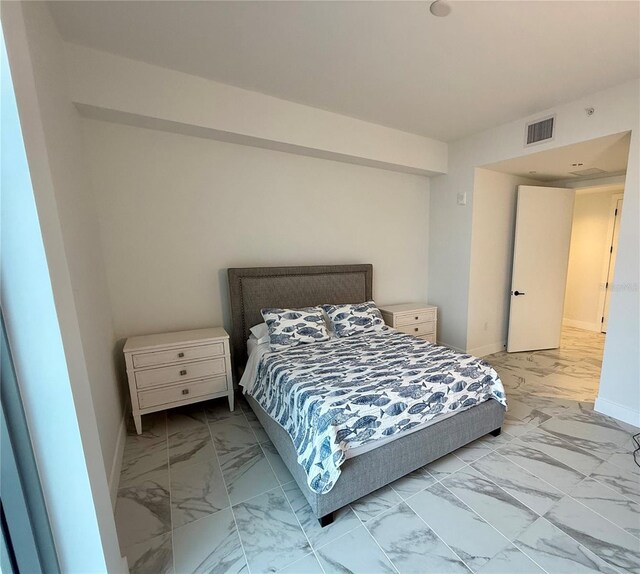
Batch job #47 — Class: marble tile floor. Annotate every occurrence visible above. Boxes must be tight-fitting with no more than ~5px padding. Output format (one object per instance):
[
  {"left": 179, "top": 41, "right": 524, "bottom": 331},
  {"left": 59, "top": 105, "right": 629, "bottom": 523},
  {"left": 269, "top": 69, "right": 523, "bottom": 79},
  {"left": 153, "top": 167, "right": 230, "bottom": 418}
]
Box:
[{"left": 115, "top": 327, "right": 640, "bottom": 574}]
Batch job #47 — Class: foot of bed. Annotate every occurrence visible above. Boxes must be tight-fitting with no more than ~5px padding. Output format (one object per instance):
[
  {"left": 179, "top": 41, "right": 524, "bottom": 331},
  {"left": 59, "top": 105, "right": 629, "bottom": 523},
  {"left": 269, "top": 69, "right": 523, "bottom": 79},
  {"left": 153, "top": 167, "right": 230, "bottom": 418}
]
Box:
[
  {"left": 490, "top": 427, "right": 502, "bottom": 437},
  {"left": 318, "top": 513, "right": 334, "bottom": 528}
]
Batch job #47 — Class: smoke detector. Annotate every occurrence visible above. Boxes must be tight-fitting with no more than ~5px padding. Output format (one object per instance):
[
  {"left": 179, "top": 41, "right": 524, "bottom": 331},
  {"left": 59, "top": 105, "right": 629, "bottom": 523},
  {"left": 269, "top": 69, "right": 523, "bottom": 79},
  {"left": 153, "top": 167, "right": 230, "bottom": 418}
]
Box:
[{"left": 430, "top": 1, "right": 452, "bottom": 17}]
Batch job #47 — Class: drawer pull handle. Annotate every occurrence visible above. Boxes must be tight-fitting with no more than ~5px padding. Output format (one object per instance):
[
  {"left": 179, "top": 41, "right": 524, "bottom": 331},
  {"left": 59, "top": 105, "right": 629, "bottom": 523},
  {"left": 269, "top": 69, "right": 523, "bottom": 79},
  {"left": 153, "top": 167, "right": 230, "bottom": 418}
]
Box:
[
  {"left": 414, "top": 327, "right": 419, "bottom": 332},
  {"left": 415, "top": 316, "right": 419, "bottom": 320},
  {"left": 182, "top": 389, "right": 189, "bottom": 395},
  {"left": 178, "top": 352, "right": 185, "bottom": 358},
  {"left": 180, "top": 369, "right": 187, "bottom": 376}
]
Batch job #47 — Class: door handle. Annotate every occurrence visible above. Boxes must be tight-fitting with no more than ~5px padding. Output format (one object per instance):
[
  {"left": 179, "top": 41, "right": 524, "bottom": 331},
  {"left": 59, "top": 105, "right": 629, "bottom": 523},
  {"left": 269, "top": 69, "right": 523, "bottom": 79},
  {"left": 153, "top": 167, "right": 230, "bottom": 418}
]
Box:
[{"left": 513, "top": 291, "right": 526, "bottom": 296}]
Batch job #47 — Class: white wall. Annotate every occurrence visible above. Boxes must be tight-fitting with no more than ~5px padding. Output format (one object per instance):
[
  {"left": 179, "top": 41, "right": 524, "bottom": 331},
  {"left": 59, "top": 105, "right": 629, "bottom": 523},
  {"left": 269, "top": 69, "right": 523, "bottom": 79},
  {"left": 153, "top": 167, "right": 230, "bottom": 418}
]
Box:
[
  {"left": 65, "top": 43, "right": 447, "bottom": 177},
  {"left": 466, "top": 169, "right": 539, "bottom": 356},
  {"left": 564, "top": 189, "right": 623, "bottom": 332},
  {"left": 6, "top": 3, "right": 126, "bottom": 498},
  {"left": 428, "top": 79, "right": 639, "bottom": 425},
  {"left": 1, "top": 2, "right": 124, "bottom": 571},
  {"left": 81, "top": 119, "right": 430, "bottom": 342},
  {"left": 598, "top": 129, "right": 640, "bottom": 426}
]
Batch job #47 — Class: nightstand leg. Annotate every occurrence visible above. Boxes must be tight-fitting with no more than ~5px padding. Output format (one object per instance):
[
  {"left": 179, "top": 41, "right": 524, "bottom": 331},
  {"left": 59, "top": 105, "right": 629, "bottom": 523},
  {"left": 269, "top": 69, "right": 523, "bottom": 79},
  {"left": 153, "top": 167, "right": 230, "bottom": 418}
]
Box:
[
  {"left": 133, "top": 414, "right": 142, "bottom": 435},
  {"left": 228, "top": 390, "right": 235, "bottom": 412}
]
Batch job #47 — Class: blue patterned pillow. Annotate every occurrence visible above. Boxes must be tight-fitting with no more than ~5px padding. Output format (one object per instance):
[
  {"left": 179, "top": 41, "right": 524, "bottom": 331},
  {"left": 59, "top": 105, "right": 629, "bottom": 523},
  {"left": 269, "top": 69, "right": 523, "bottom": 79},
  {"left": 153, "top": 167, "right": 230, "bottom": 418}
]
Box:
[
  {"left": 322, "top": 301, "right": 385, "bottom": 337},
  {"left": 260, "top": 306, "right": 330, "bottom": 351}
]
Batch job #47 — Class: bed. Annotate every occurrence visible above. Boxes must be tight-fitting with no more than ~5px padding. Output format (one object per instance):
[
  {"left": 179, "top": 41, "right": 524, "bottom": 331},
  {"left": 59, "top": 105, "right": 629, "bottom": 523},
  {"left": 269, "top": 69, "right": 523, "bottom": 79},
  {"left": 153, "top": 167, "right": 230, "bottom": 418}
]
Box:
[{"left": 228, "top": 264, "right": 506, "bottom": 526}]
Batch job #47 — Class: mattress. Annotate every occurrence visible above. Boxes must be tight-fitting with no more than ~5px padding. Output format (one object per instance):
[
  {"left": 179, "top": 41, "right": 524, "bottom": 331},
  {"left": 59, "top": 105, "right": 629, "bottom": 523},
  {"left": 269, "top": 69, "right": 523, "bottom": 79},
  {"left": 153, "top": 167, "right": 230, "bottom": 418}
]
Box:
[{"left": 242, "top": 330, "right": 506, "bottom": 493}]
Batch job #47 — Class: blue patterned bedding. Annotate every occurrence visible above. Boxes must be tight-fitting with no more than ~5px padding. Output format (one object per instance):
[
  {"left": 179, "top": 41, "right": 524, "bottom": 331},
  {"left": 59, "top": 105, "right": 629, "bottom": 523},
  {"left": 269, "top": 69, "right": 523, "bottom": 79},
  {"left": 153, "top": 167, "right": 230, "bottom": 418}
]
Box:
[{"left": 249, "top": 329, "right": 506, "bottom": 494}]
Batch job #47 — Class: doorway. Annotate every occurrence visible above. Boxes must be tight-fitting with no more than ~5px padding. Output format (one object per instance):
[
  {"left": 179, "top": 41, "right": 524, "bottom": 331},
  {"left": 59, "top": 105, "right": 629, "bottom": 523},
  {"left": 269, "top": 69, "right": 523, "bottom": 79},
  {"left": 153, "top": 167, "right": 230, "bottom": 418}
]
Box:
[
  {"left": 564, "top": 188, "right": 624, "bottom": 335},
  {"left": 475, "top": 131, "right": 631, "bottom": 403}
]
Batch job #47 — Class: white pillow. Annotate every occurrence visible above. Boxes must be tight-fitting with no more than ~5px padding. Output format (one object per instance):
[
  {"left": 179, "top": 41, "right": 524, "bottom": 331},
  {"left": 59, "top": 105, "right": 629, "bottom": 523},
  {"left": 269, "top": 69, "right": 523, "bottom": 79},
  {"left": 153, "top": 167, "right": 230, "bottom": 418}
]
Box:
[
  {"left": 250, "top": 323, "right": 269, "bottom": 341},
  {"left": 257, "top": 333, "right": 270, "bottom": 345}
]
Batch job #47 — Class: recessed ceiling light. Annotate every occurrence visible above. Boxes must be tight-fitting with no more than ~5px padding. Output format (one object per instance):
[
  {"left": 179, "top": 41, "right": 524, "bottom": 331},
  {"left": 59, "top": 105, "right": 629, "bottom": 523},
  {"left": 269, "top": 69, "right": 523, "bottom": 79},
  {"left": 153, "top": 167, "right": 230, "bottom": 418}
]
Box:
[{"left": 430, "top": 1, "right": 452, "bottom": 17}]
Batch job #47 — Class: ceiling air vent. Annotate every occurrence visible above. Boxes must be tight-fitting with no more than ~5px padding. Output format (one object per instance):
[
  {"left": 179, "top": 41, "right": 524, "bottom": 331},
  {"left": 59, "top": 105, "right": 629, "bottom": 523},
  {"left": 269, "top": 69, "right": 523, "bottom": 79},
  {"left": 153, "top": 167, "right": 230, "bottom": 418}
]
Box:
[
  {"left": 568, "top": 167, "right": 607, "bottom": 177},
  {"left": 525, "top": 115, "right": 555, "bottom": 146}
]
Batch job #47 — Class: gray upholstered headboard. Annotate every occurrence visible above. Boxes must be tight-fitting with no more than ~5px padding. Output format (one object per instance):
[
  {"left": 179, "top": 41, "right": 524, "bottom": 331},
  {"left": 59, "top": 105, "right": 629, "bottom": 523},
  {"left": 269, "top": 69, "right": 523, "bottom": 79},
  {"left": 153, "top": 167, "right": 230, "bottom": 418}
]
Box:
[{"left": 227, "top": 264, "right": 373, "bottom": 380}]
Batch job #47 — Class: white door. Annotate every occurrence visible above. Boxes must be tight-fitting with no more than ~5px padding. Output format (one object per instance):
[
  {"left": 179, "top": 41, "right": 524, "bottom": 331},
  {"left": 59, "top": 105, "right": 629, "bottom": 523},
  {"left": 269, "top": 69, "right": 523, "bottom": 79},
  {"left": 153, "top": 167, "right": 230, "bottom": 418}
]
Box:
[
  {"left": 602, "top": 197, "right": 623, "bottom": 332},
  {"left": 507, "top": 186, "right": 575, "bottom": 352}
]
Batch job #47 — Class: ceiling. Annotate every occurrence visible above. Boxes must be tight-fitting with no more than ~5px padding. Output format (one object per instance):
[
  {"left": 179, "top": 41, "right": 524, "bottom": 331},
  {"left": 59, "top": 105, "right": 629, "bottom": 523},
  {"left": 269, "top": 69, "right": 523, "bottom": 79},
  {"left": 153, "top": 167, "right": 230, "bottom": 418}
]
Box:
[
  {"left": 49, "top": 1, "right": 639, "bottom": 142},
  {"left": 484, "top": 131, "right": 631, "bottom": 182}
]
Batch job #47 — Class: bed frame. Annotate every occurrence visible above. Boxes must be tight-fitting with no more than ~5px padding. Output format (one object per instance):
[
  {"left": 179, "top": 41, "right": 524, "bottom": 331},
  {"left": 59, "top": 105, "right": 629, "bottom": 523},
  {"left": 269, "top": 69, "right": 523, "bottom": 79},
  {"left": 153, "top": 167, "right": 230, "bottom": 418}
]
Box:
[{"left": 227, "top": 264, "right": 505, "bottom": 526}]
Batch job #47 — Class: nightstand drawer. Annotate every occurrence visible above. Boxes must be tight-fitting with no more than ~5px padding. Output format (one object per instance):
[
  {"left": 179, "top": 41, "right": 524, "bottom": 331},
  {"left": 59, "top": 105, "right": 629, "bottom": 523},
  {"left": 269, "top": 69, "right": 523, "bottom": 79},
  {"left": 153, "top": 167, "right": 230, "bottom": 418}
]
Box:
[
  {"left": 134, "top": 357, "right": 226, "bottom": 389},
  {"left": 420, "top": 333, "right": 436, "bottom": 344},
  {"left": 397, "top": 321, "right": 435, "bottom": 337},
  {"left": 138, "top": 375, "right": 228, "bottom": 409},
  {"left": 396, "top": 309, "right": 436, "bottom": 326},
  {"left": 132, "top": 342, "right": 224, "bottom": 368}
]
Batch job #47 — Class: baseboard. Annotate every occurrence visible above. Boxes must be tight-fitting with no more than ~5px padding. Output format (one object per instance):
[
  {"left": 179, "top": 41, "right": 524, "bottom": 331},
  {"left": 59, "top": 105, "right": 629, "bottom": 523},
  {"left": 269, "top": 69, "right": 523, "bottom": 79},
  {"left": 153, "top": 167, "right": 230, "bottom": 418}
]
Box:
[
  {"left": 562, "top": 318, "right": 601, "bottom": 333},
  {"left": 108, "top": 413, "right": 127, "bottom": 510},
  {"left": 466, "top": 342, "right": 506, "bottom": 357},
  {"left": 595, "top": 397, "right": 640, "bottom": 428}
]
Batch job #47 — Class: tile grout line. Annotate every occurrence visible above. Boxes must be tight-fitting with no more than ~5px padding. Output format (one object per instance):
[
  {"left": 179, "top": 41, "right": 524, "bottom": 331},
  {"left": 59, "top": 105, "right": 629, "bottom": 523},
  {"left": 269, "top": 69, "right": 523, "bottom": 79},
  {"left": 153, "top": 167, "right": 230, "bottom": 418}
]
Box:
[
  {"left": 164, "top": 414, "right": 176, "bottom": 574},
  {"left": 426, "top": 449, "right": 557, "bottom": 571},
  {"left": 346, "top": 505, "right": 402, "bottom": 574},
  {"left": 453, "top": 450, "right": 627, "bottom": 574},
  {"left": 172, "top": 480, "right": 284, "bottom": 532},
  {"left": 471, "top": 450, "right": 565, "bottom": 516},
  {"left": 238, "top": 405, "right": 328, "bottom": 574},
  {"left": 407, "top": 511, "right": 476, "bottom": 574},
  {"left": 489, "top": 448, "right": 640, "bottom": 543},
  {"left": 274, "top": 551, "right": 321, "bottom": 574},
  {"left": 310, "top": 507, "right": 365, "bottom": 554},
  {"left": 520, "top": 416, "right": 633, "bottom": 462},
  {"left": 522, "top": 516, "right": 626, "bottom": 574},
  {"left": 277, "top": 493, "right": 327, "bottom": 574},
  {"left": 205, "top": 408, "right": 253, "bottom": 574},
  {"left": 498, "top": 438, "right": 640, "bottom": 542},
  {"left": 256, "top": 419, "right": 327, "bottom": 574},
  {"left": 598, "top": 445, "right": 640, "bottom": 476},
  {"left": 166, "top": 408, "right": 229, "bottom": 555},
  {"left": 162, "top": 415, "right": 237, "bottom": 530},
  {"left": 459, "top": 464, "right": 555, "bottom": 574},
  {"left": 410, "top": 479, "right": 553, "bottom": 574},
  {"left": 371, "top": 489, "right": 476, "bottom": 574},
  {"left": 495, "top": 385, "right": 640, "bottom": 553},
  {"left": 588, "top": 462, "right": 640, "bottom": 504},
  {"left": 116, "top": 414, "right": 173, "bottom": 565},
  {"left": 500, "top": 402, "right": 640, "bottom": 506},
  {"left": 307, "top": 453, "right": 477, "bottom": 557},
  {"left": 567, "top": 475, "right": 640, "bottom": 543}
]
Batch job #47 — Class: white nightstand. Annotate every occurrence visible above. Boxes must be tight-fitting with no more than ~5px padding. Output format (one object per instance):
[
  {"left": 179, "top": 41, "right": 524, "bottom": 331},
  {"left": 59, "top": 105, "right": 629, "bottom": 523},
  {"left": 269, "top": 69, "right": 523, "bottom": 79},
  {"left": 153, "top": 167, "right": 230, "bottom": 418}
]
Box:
[
  {"left": 123, "top": 327, "right": 233, "bottom": 434},
  {"left": 379, "top": 303, "right": 438, "bottom": 344}
]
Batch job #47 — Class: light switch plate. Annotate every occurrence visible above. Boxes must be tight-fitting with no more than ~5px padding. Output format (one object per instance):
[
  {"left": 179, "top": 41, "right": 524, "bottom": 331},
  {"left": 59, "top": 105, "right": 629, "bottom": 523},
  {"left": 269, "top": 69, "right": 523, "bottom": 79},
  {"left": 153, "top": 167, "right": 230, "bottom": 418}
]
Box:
[{"left": 457, "top": 192, "right": 467, "bottom": 206}]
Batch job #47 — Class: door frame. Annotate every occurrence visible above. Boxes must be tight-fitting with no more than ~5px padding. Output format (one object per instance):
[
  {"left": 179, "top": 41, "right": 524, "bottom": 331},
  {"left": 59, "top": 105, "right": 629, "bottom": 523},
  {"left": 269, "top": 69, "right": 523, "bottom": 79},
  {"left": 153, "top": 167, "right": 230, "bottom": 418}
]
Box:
[{"left": 597, "top": 192, "right": 624, "bottom": 333}]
